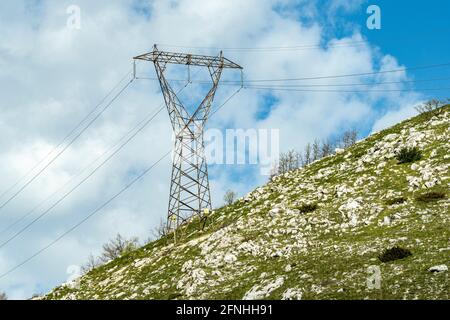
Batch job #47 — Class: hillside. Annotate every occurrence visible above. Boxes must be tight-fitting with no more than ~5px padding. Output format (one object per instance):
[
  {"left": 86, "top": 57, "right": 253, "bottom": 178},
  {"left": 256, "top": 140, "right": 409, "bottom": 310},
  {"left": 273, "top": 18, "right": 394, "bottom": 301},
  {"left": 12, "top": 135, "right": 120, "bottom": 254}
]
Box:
[{"left": 46, "top": 105, "right": 449, "bottom": 300}]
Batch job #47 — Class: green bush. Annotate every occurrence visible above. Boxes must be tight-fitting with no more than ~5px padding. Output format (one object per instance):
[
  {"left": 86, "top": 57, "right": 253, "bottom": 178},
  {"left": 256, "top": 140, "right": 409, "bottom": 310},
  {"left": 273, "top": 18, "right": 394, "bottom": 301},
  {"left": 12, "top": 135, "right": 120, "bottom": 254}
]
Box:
[
  {"left": 385, "top": 197, "right": 407, "bottom": 206},
  {"left": 298, "top": 203, "right": 318, "bottom": 213},
  {"left": 395, "top": 147, "right": 422, "bottom": 164},
  {"left": 378, "top": 246, "right": 412, "bottom": 263},
  {"left": 415, "top": 191, "right": 446, "bottom": 203},
  {"left": 167, "top": 292, "right": 183, "bottom": 300}
]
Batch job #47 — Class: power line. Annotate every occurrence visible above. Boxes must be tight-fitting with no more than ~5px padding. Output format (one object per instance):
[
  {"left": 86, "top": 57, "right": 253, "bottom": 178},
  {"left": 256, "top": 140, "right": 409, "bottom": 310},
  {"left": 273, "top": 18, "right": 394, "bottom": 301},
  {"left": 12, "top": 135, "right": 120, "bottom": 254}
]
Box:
[
  {"left": 135, "top": 62, "right": 450, "bottom": 85},
  {"left": 0, "top": 150, "right": 171, "bottom": 280},
  {"left": 156, "top": 40, "right": 368, "bottom": 52},
  {"left": 0, "top": 78, "right": 134, "bottom": 215},
  {"left": 210, "top": 87, "right": 243, "bottom": 117},
  {"left": 0, "top": 84, "right": 241, "bottom": 279},
  {"left": 235, "top": 76, "right": 450, "bottom": 88},
  {"left": 1, "top": 54, "right": 447, "bottom": 280},
  {"left": 0, "top": 105, "right": 165, "bottom": 238},
  {"left": 0, "top": 79, "right": 194, "bottom": 244},
  {"left": 136, "top": 74, "right": 450, "bottom": 93},
  {"left": 242, "top": 86, "right": 450, "bottom": 93},
  {"left": 0, "top": 70, "right": 133, "bottom": 204},
  {"left": 136, "top": 75, "right": 450, "bottom": 88},
  {"left": 233, "top": 63, "right": 450, "bottom": 83},
  {"left": 0, "top": 104, "right": 164, "bottom": 250}
]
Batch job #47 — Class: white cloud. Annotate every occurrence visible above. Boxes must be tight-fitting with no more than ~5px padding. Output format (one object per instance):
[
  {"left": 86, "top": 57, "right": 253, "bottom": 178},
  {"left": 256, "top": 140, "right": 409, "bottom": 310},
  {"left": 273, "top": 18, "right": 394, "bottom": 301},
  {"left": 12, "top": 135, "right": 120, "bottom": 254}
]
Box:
[{"left": 0, "top": 0, "right": 421, "bottom": 299}]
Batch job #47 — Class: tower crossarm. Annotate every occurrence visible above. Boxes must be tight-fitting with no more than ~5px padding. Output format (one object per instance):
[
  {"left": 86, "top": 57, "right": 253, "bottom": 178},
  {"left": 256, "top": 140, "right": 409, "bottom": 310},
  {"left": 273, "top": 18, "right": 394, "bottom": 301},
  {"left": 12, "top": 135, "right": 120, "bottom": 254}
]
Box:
[{"left": 133, "top": 50, "right": 243, "bottom": 70}]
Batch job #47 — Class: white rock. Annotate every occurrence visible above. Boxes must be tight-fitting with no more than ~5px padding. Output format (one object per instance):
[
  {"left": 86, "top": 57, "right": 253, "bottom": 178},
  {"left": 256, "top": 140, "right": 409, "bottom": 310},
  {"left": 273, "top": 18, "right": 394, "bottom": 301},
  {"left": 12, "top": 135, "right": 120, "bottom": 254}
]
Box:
[
  {"left": 428, "top": 265, "right": 448, "bottom": 273},
  {"left": 424, "top": 179, "right": 438, "bottom": 188},
  {"left": 339, "top": 199, "right": 361, "bottom": 212},
  {"left": 282, "top": 288, "right": 302, "bottom": 300},
  {"left": 243, "top": 277, "right": 285, "bottom": 300},
  {"left": 335, "top": 148, "right": 345, "bottom": 154},
  {"left": 349, "top": 215, "right": 358, "bottom": 227},
  {"left": 181, "top": 260, "right": 193, "bottom": 272},
  {"left": 133, "top": 257, "right": 152, "bottom": 269},
  {"left": 336, "top": 185, "right": 353, "bottom": 197},
  {"left": 377, "top": 162, "right": 386, "bottom": 169},
  {"left": 224, "top": 253, "right": 237, "bottom": 264},
  {"left": 384, "top": 133, "right": 398, "bottom": 141}
]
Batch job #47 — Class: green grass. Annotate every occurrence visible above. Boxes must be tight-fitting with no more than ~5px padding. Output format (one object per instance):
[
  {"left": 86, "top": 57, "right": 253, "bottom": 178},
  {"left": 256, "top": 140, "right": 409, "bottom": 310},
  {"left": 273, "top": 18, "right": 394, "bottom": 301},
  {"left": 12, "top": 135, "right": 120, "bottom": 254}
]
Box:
[{"left": 44, "top": 105, "right": 450, "bottom": 301}]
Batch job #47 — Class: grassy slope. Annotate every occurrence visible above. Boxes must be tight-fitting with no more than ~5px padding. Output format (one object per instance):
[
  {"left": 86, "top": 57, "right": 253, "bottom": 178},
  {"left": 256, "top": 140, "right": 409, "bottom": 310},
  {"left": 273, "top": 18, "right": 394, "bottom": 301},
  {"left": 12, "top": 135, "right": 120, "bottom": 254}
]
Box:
[{"left": 46, "top": 106, "right": 450, "bottom": 300}]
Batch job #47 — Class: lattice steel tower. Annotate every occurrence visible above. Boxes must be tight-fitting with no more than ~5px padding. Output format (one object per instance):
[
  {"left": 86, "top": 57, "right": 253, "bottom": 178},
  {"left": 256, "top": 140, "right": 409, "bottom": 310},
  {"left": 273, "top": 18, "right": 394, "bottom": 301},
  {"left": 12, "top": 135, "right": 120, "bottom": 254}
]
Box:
[{"left": 134, "top": 45, "right": 242, "bottom": 230}]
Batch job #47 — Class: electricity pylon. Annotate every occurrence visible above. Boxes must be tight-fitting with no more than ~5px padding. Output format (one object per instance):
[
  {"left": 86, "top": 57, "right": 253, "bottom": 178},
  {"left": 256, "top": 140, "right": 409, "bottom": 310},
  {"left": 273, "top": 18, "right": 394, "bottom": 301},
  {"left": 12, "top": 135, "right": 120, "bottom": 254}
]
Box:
[{"left": 134, "top": 45, "right": 242, "bottom": 230}]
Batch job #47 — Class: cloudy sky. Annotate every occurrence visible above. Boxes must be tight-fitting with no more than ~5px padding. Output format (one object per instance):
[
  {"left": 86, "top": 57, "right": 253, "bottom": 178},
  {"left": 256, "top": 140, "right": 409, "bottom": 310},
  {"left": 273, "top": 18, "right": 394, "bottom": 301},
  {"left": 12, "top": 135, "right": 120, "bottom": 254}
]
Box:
[{"left": 0, "top": 0, "right": 449, "bottom": 299}]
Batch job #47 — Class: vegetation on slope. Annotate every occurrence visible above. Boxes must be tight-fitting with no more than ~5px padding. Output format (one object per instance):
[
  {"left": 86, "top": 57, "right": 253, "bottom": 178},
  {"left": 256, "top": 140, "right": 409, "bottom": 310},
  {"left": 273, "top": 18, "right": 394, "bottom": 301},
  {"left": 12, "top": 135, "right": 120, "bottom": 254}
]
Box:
[{"left": 46, "top": 105, "right": 450, "bottom": 300}]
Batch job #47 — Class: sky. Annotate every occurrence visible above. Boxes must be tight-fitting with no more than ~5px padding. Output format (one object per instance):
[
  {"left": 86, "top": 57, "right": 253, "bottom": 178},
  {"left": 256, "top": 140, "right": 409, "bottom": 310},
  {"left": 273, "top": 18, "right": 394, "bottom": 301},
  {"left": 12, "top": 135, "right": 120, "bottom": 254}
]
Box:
[{"left": 0, "top": 0, "right": 449, "bottom": 299}]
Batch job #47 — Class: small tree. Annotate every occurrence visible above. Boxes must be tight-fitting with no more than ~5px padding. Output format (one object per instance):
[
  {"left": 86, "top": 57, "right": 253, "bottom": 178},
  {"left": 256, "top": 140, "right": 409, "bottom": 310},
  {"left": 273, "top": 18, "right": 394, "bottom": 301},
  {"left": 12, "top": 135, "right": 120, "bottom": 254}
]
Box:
[
  {"left": 98, "top": 234, "right": 139, "bottom": 264},
  {"left": 269, "top": 163, "right": 279, "bottom": 180},
  {"left": 320, "top": 140, "right": 334, "bottom": 158},
  {"left": 81, "top": 254, "right": 100, "bottom": 274},
  {"left": 224, "top": 190, "right": 237, "bottom": 205},
  {"left": 302, "top": 143, "right": 312, "bottom": 166},
  {"left": 0, "top": 292, "right": 7, "bottom": 300},
  {"left": 150, "top": 219, "right": 169, "bottom": 241},
  {"left": 341, "top": 130, "right": 358, "bottom": 149},
  {"left": 312, "top": 139, "right": 320, "bottom": 161},
  {"left": 278, "top": 149, "right": 300, "bottom": 174},
  {"left": 415, "top": 98, "right": 446, "bottom": 114}
]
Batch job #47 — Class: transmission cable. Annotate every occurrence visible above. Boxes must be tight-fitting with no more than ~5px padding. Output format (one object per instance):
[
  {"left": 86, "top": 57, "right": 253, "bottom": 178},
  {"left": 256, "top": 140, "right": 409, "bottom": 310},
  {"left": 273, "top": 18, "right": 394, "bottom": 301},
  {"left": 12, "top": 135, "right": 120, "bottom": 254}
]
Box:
[
  {"left": 242, "top": 86, "right": 450, "bottom": 93},
  {"left": 0, "top": 105, "right": 164, "bottom": 237},
  {"left": 231, "top": 62, "right": 450, "bottom": 83},
  {"left": 0, "top": 103, "right": 164, "bottom": 250},
  {"left": 136, "top": 75, "right": 450, "bottom": 88},
  {"left": 135, "top": 62, "right": 450, "bottom": 85},
  {"left": 0, "top": 150, "right": 171, "bottom": 280},
  {"left": 0, "top": 79, "right": 194, "bottom": 245},
  {"left": 156, "top": 40, "right": 368, "bottom": 52},
  {"left": 0, "top": 81, "right": 241, "bottom": 279},
  {"left": 0, "top": 78, "right": 134, "bottom": 215},
  {"left": 234, "top": 76, "right": 450, "bottom": 88},
  {"left": 0, "top": 70, "right": 132, "bottom": 204}
]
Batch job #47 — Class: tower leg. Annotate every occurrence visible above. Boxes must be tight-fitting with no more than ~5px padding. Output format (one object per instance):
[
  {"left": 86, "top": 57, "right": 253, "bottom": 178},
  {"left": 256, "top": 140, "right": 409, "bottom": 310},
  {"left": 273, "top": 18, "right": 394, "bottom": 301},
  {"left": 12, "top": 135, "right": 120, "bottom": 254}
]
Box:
[{"left": 167, "top": 128, "right": 211, "bottom": 230}]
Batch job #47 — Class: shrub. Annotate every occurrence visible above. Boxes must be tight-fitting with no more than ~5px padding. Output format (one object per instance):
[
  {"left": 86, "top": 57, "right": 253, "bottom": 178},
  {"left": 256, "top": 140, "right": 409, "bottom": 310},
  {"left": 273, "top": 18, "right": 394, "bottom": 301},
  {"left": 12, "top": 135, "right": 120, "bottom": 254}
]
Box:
[
  {"left": 99, "top": 234, "right": 138, "bottom": 263},
  {"left": 298, "top": 203, "right": 318, "bottom": 213},
  {"left": 82, "top": 233, "right": 140, "bottom": 273},
  {"left": 385, "top": 197, "right": 407, "bottom": 206},
  {"left": 415, "top": 191, "right": 446, "bottom": 203},
  {"left": 167, "top": 292, "right": 183, "bottom": 300},
  {"left": 395, "top": 147, "right": 422, "bottom": 164},
  {"left": 378, "top": 246, "right": 412, "bottom": 263}
]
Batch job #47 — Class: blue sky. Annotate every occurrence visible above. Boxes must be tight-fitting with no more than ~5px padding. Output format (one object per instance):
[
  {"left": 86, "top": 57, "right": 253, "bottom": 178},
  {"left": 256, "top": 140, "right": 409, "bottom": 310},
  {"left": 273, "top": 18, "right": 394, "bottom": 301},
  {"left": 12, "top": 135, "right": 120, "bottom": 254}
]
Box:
[
  {"left": 0, "top": 0, "right": 449, "bottom": 299},
  {"left": 268, "top": 0, "right": 450, "bottom": 137},
  {"left": 359, "top": 0, "right": 450, "bottom": 74},
  {"left": 339, "top": 0, "right": 449, "bottom": 86}
]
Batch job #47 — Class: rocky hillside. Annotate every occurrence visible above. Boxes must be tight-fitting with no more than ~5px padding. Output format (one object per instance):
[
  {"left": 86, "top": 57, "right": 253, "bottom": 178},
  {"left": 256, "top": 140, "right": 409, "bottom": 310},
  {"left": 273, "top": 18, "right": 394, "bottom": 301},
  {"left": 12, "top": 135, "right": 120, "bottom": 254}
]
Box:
[{"left": 46, "top": 105, "right": 449, "bottom": 300}]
